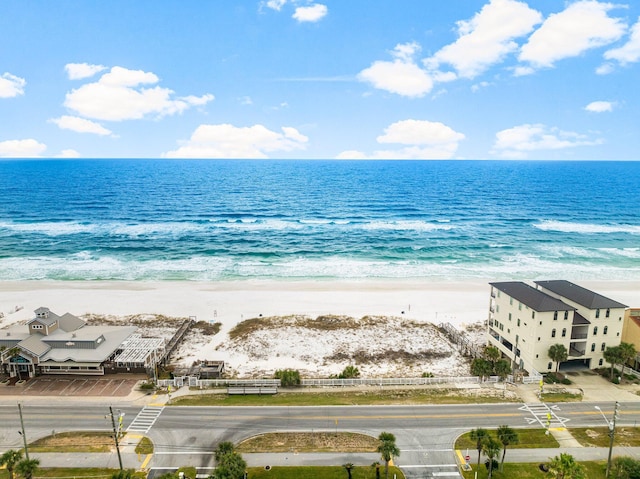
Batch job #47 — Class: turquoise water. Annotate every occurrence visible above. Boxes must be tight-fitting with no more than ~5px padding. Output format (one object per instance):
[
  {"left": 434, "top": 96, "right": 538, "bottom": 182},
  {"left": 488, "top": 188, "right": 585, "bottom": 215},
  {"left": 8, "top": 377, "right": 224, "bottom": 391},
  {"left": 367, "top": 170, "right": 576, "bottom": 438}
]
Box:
[{"left": 0, "top": 159, "right": 638, "bottom": 281}]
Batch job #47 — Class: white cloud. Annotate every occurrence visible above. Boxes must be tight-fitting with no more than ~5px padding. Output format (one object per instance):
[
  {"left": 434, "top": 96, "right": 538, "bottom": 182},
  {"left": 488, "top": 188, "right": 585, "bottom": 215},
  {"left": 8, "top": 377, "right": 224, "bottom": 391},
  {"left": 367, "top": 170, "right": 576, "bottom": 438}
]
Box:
[
  {"left": 50, "top": 115, "right": 113, "bottom": 135},
  {"left": 65, "top": 63, "right": 107, "bottom": 80},
  {"left": 264, "top": 0, "right": 287, "bottom": 11},
  {"left": 337, "top": 119, "right": 465, "bottom": 160},
  {"left": 471, "top": 81, "right": 491, "bottom": 92},
  {"left": 63, "top": 66, "right": 214, "bottom": 121},
  {"left": 519, "top": 1, "right": 626, "bottom": 69},
  {"left": 596, "top": 62, "right": 615, "bottom": 74},
  {"left": 56, "top": 149, "right": 81, "bottom": 158},
  {"left": 358, "top": 43, "right": 433, "bottom": 97},
  {"left": 425, "top": 0, "right": 542, "bottom": 78},
  {"left": 293, "top": 4, "right": 327, "bottom": 23},
  {"left": 585, "top": 100, "right": 614, "bottom": 112},
  {"left": 0, "top": 73, "right": 26, "bottom": 98},
  {"left": 164, "top": 123, "right": 308, "bottom": 158},
  {"left": 492, "top": 123, "right": 602, "bottom": 158},
  {"left": 377, "top": 119, "right": 465, "bottom": 146},
  {"left": 603, "top": 16, "right": 640, "bottom": 65},
  {"left": 0, "top": 139, "right": 47, "bottom": 157}
]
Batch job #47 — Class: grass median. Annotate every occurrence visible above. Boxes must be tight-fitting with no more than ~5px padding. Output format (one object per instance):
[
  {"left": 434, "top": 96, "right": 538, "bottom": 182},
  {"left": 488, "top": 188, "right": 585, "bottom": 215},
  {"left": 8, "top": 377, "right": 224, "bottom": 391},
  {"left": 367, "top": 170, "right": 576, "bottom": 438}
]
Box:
[{"left": 170, "top": 386, "right": 519, "bottom": 406}]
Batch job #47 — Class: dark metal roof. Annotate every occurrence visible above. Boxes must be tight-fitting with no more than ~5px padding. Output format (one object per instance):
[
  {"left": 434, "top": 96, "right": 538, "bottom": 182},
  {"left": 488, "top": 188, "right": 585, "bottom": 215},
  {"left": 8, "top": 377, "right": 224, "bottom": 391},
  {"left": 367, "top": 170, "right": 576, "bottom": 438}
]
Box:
[
  {"left": 572, "top": 311, "right": 590, "bottom": 325},
  {"left": 490, "top": 281, "right": 574, "bottom": 312},
  {"left": 535, "top": 280, "right": 628, "bottom": 309}
]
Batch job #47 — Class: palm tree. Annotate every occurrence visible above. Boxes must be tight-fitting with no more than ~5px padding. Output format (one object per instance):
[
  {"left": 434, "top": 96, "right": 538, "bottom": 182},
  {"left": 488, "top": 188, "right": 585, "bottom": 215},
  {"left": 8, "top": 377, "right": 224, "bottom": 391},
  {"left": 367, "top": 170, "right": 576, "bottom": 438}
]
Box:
[
  {"left": 470, "top": 428, "right": 489, "bottom": 471},
  {"left": 496, "top": 425, "right": 519, "bottom": 470},
  {"left": 15, "top": 458, "right": 39, "bottom": 479},
  {"left": 548, "top": 344, "right": 568, "bottom": 373},
  {"left": 377, "top": 432, "right": 400, "bottom": 479},
  {"left": 214, "top": 441, "right": 236, "bottom": 463},
  {"left": 604, "top": 346, "right": 623, "bottom": 380},
  {"left": 484, "top": 345, "right": 501, "bottom": 368},
  {"left": 482, "top": 436, "right": 501, "bottom": 479},
  {"left": 547, "top": 452, "right": 585, "bottom": 479},
  {"left": 371, "top": 461, "right": 381, "bottom": 479},
  {"left": 0, "top": 449, "right": 23, "bottom": 479},
  {"left": 343, "top": 462, "right": 354, "bottom": 479},
  {"left": 618, "top": 342, "right": 636, "bottom": 377},
  {"left": 470, "top": 358, "right": 492, "bottom": 380}
]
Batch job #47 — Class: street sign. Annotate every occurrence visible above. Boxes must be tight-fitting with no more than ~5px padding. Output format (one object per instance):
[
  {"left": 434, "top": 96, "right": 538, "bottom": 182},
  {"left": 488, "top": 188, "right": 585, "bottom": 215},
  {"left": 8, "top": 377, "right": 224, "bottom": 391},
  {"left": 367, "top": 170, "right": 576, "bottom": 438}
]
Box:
[{"left": 465, "top": 455, "right": 470, "bottom": 461}]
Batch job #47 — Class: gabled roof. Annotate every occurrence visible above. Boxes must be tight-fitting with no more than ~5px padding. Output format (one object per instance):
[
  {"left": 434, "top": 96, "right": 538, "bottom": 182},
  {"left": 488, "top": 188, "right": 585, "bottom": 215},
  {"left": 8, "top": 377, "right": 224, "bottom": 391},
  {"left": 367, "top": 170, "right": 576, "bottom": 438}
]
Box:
[
  {"left": 28, "top": 314, "right": 59, "bottom": 326},
  {"left": 17, "top": 335, "right": 51, "bottom": 357},
  {"left": 572, "top": 311, "right": 591, "bottom": 325},
  {"left": 535, "top": 280, "right": 627, "bottom": 309},
  {"left": 58, "top": 313, "right": 86, "bottom": 332},
  {"left": 490, "top": 281, "right": 574, "bottom": 312}
]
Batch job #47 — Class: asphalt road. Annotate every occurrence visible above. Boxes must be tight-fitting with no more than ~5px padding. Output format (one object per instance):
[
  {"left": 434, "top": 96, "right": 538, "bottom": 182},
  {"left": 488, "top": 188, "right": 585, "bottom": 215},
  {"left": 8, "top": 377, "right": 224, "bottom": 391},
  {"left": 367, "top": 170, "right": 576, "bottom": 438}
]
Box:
[{"left": 2, "top": 401, "right": 639, "bottom": 478}]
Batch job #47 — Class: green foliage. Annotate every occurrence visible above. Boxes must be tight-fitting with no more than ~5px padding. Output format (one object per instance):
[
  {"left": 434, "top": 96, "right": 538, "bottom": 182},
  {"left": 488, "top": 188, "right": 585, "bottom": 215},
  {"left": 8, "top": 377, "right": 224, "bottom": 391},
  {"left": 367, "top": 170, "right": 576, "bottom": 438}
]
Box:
[
  {"left": 215, "top": 441, "right": 236, "bottom": 463},
  {"left": 274, "top": 369, "right": 301, "bottom": 387},
  {"left": 138, "top": 382, "right": 156, "bottom": 391},
  {"left": 212, "top": 452, "right": 247, "bottom": 479},
  {"left": 545, "top": 372, "right": 572, "bottom": 385},
  {"left": 15, "top": 458, "right": 39, "bottom": 479},
  {"left": 547, "top": 344, "right": 568, "bottom": 373},
  {"left": 482, "top": 436, "right": 502, "bottom": 479},
  {"left": 111, "top": 471, "right": 133, "bottom": 479},
  {"left": 547, "top": 453, "right": 586, "bottom": 479},
  {"left": 377, "top": 432, "right": 400, "bottom": 479},
  {"left": 496, "top": 425, "right": 519, "bottom": 469},
  {"left": 619, "top": 342, "right": 637, "bottom": 376},
  {"left": 339, "top": 365, "right": 360, "bottom": 379},
  {"left": 612, "top": 456, "right": 640, "bottom": 479},
  {"left": 421, "top": 372, "right": 434, "bottom": 378},
  {"left": 471, "top": 358, "right": 493, "bottom": 379},
  {"left": 0, "top": 449, "right": 24, "bottom": 479},
  {"left": 470, "top": 428, "right": 489, "bottom": 469}
]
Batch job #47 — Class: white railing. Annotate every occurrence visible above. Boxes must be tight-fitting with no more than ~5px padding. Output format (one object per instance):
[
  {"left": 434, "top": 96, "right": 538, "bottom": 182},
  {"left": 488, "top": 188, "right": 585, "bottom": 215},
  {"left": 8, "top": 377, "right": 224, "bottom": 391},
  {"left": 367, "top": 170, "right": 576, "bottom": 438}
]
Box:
[{"left": 156, "top": 375, "right": 501, "bottom": 388}]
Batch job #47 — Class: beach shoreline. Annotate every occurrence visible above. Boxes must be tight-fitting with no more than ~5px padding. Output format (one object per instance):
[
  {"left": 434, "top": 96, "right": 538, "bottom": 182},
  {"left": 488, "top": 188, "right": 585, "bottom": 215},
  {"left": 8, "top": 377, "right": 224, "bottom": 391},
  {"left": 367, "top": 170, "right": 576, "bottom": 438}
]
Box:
[{"left": 2, "top": 278, "right": 637, "bottom": 327}]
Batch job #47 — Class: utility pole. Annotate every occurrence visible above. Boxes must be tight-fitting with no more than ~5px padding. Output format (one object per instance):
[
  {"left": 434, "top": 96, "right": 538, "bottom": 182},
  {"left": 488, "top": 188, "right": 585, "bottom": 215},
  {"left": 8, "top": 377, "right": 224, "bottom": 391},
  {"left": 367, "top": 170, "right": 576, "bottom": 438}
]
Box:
[
  {"left": 596, "top": 402, "right": 620, "bottom": 478},
  {"left": 18, "top": 403, "right": 29, "bottom": 460},
  {"left": 606, "top": 401, "right": 620, "bottom": 478},
  {"left": 108, "top": 406, "right": 124, "bottom": 470}
]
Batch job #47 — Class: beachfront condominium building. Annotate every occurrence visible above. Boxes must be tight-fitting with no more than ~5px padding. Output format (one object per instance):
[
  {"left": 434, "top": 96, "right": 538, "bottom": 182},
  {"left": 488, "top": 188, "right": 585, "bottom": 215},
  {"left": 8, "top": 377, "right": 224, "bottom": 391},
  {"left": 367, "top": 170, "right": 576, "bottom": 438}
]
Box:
[{"left": 487, "top": 280, "right": 627, "bottom": 374}]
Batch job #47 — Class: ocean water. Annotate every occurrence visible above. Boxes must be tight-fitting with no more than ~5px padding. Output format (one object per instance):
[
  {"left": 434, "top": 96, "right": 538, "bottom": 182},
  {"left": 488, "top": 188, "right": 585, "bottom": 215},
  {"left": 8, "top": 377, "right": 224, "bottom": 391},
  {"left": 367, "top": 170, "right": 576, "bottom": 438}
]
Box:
[{"left": 0, "top": 159, "right": 638, "bottom": 281}]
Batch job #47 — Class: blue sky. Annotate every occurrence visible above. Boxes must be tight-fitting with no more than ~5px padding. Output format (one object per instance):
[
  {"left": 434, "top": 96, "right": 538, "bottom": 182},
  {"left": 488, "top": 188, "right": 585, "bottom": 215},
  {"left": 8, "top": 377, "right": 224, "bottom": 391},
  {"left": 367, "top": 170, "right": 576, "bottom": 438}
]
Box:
[{"left": 1, "top": 0, "right": 639, "bottom": 160}]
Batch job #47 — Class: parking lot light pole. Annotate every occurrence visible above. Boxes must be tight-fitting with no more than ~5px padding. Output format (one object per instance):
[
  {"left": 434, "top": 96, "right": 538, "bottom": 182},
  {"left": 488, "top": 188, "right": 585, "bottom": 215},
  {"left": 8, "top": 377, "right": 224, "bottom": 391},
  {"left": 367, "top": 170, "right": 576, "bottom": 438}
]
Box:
[{"left": 595, "top": 402, "right": 620, "bottom": 478}]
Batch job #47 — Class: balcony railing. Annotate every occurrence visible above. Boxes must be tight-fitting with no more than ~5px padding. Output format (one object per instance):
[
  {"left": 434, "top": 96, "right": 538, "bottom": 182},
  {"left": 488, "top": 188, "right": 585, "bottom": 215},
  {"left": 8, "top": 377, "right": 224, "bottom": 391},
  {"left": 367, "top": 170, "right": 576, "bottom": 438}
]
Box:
[
  {"left": 571, "top": 333, "right": 588, "bottom": 339},
  {"left": 569, "top": 347, "right": 585, "bottom": 357}
]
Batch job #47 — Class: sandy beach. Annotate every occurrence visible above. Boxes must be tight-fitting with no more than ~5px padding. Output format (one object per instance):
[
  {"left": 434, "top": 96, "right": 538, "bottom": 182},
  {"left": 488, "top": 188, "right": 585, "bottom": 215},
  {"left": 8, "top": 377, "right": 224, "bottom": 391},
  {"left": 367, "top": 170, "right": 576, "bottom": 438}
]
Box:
[{"left": 1, "top": 280, "right": 638, "bottom": 377}]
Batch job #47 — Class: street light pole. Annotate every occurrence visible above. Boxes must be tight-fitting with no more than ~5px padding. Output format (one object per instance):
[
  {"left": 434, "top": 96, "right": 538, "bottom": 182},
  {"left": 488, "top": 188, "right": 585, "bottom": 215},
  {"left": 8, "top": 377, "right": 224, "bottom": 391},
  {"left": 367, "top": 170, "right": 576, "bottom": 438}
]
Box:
[{"left": 595, "top": 402, "right": 620, "bottom": 478}]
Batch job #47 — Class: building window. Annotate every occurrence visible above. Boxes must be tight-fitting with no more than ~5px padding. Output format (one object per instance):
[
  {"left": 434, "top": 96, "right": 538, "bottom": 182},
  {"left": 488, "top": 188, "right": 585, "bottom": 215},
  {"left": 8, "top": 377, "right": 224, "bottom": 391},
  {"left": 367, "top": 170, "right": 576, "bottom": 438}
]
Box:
[
  {"left": 596, "top": 309, "right": 600, "bottom": 318},
  {"left": 31, "top": 324, "right": 43, "bottom": 330},
  {"left": 601, "top": 342, "right": 606, "bottom": 352},
  {"left": 509, "top": 313, "right": 512, "bottom": 321},
  {"left": 548, "top": 362, "right": 553, "bottom": 370},
  {"left": 532, "top": 311, "right": 535, "bottom": 319},
  {"left": 593, "top": 326, "right": 598, "bottom": 335},
  {"left": 552, "top": 328, "right": 556, "bottom": 338},
  {"left": 562, "top": 328, "right": 567, "bottom": 337},
  {"left": 510, "top": 297, "right": 513, "bottom": 305},
  {"left": 564, "top": 311, "right": 569, "bottom": 320},
  {"left": 496, "top": 305, "right": 499, "bottom": 312},
  {"left": 606, "top": 308, "right": 610, "bottom": 318},
  {"left": 599, "top": 358, "right": 604, "bottom": 366},
  {"left": 591, "top": 343, "right": 596, "bottom": 352},
  {"left": 517, "top": 318, "right": 521, "bottom": 327},
  {"left": 518, "top": 302, "right": 522, "bottom": 311},
  {"left": 554, "top": 311, "right": 558, "bottom": 321},
  {"left": 603, "top": 326, "right": 608, "bottom": 335},
  {"left": 538, "top": 337, "right": 541, "bottom": 341}
]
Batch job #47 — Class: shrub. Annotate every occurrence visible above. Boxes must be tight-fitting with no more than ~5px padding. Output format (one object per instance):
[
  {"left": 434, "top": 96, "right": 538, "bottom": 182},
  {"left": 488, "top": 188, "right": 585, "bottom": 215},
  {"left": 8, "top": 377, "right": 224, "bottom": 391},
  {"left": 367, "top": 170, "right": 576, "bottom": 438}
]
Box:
[
  {"left": 274, "top": 369, "right": 301, "bottom": 387},
  {"left": 338, "top": 365, "right": 360, "bottom": 379}
]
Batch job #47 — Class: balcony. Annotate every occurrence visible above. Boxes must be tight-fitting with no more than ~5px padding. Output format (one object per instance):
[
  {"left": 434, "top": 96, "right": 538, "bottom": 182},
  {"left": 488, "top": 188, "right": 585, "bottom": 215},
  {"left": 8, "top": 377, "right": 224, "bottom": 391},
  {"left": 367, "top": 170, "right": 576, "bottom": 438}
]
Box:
[
  {"left": 569, "top": 347, "right": 585, "bottom": 357},
  {"left": 571, "top": 332, "right": 588, "bottom": 340}
]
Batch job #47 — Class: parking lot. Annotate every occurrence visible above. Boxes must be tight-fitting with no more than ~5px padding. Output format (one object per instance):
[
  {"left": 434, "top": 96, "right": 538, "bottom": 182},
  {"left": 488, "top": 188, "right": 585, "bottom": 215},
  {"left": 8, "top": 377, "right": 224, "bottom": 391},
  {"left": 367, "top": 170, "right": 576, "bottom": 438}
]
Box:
[{"left": 0, "top": 375, "right": 143, "bottom": 397}]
